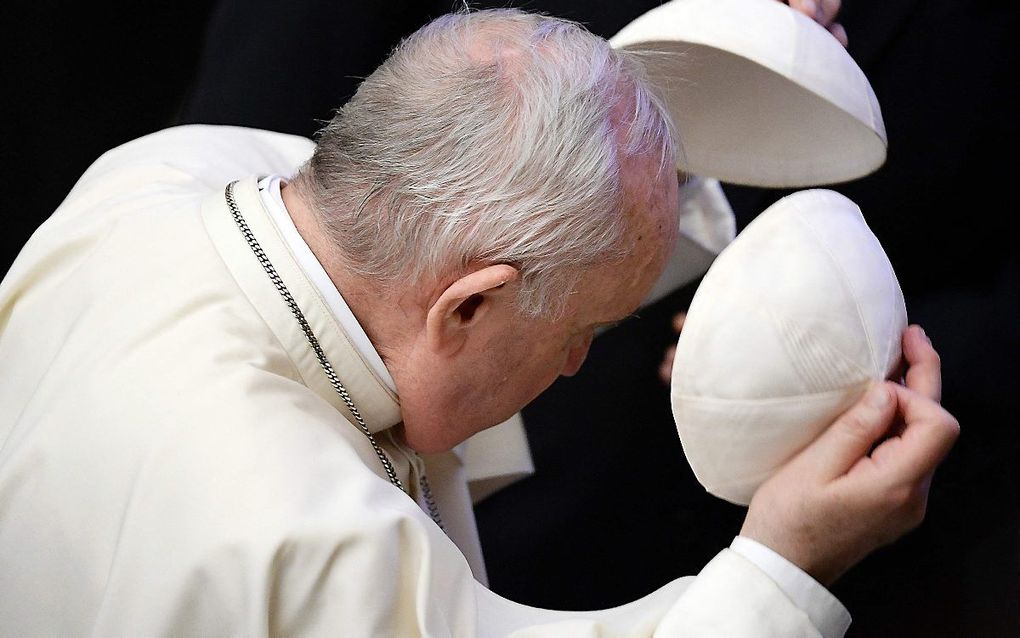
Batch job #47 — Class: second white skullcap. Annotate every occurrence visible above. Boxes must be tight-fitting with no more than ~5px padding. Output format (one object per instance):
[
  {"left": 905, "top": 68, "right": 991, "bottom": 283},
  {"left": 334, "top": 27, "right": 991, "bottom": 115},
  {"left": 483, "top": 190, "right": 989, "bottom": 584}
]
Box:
[{"left": 671, "top": 190, "right": 906, "bottom": 505}]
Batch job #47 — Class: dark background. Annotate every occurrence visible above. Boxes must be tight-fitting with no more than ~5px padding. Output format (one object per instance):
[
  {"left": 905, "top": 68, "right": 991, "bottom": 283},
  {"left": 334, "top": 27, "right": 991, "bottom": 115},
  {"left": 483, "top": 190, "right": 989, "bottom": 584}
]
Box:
[{"left": 7, "top": 1, "right": 1018, "bottom": 635}]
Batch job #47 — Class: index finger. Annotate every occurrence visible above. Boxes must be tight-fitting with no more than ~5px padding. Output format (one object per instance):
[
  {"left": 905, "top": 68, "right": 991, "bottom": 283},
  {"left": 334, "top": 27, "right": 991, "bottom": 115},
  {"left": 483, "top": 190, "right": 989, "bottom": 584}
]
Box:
[{"left": 868, "top": 384, "right": 959, "bottom": 485}]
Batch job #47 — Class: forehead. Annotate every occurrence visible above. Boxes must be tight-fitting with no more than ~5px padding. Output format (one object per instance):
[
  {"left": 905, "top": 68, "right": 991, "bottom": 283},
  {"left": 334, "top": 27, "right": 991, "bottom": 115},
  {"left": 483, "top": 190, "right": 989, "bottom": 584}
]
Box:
[
  {"left": 569, "top": 156, "right": 679, "bottom": 321},
  {"left": 621, "top": 144, "right": 680, "bottom": 233}
]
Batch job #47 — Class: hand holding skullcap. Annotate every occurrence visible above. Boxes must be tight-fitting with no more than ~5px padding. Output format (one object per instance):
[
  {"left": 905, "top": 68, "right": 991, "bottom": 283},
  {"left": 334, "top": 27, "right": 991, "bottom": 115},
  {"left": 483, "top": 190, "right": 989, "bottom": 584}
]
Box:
[{"left": 671, "top": 189, "right": 907, "bottom": 505}]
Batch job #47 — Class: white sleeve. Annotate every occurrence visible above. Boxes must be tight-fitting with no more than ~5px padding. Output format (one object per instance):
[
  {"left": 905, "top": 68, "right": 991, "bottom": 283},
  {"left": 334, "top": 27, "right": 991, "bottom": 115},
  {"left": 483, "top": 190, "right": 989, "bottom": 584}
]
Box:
[
  {"left": 474, "top": 547, "right": 837, "bottom": 637},
  {"left": 81, "top": 387, "right": 839, "bottom": 637},
  {"left": 730, "top": 536, "right": 852, "bottom": 638}
]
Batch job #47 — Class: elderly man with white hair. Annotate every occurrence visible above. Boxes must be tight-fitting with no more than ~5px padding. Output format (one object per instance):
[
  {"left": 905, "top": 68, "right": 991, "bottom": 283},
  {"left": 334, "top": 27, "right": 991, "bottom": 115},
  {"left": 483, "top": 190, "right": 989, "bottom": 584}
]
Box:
[{"left": 0, "top": 8, "right": 957, "bottom": 637}]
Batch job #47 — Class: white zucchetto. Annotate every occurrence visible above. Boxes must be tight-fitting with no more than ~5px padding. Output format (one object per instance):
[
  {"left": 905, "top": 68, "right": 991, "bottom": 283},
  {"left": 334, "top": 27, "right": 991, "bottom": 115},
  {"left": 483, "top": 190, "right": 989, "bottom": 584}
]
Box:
[
  {"left": 671, "top": 189, "right": 907, "bottom": 505},
  {"left": 611, "top": 0, "right": 887, "bottom": 187}
]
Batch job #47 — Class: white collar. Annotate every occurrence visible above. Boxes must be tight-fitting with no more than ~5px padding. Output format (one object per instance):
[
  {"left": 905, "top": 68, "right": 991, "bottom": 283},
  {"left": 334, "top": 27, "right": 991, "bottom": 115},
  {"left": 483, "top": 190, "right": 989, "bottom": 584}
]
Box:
[{"left": 257, "top": 175, "right": 397, "bottom": 393}]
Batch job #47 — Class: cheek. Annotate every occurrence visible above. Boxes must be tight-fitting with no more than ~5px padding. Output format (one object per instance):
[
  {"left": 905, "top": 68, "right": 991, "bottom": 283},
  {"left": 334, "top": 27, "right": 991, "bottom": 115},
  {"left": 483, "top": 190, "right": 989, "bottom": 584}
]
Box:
[
  {"left": 511, "top": 340, "right": 569, "bottom": 394},
  {"left": 491, "top": 328, "right": 582, "bottom": 403}
]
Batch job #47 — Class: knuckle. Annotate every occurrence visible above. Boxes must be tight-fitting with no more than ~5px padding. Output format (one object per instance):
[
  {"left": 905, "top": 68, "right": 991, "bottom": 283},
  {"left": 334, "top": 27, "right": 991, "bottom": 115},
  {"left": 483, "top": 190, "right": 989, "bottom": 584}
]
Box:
[
  {"left": 905, "top": 496, "right": 928, "bottom": 528},
  {"left": 946, "top": 422, "right": 961, "bottom": 444},
  {"left": 937, "top": 410, "right": 961, "bottom": 440},
  {"left": 885, "top": 485, "right": 914, "bottom": 510},
  {"left": 883, "top": 485, "right": 928, "bottom": 528},
  {"left": 946, "top": 414, "right": 961, "bottom": 435}
]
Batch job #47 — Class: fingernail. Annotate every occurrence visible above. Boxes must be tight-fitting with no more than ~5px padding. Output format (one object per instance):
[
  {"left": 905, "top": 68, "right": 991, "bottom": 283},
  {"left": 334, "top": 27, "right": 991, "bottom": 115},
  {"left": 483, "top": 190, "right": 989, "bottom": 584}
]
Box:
[
  {"left": 918, "top": 326, "right": 931, "bottom": 345},
  {"left": 802, "top": 0, "right": 818, "bottom": 17},
  {"left": 866, "top": 384, "right": 890, "bottom": 409}
]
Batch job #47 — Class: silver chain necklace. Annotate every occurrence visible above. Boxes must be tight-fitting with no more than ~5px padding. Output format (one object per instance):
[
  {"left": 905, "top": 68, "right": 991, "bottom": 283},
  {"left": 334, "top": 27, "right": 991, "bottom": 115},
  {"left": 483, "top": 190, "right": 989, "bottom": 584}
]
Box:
[{"left": 224, "top": 182, "right": 446, "bottom": 532}]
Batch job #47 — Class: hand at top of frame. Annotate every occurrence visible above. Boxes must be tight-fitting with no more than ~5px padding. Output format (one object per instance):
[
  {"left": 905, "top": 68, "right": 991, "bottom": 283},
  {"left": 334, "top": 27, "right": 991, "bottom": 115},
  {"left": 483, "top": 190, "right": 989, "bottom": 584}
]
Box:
[{"left": 786, "top": 0, "right": 848, "bottom": 46}]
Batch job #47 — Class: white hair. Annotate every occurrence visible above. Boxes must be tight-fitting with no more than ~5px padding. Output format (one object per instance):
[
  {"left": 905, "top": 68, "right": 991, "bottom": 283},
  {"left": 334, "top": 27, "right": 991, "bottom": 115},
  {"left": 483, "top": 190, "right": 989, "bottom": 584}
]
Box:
[{"left": 293, "top": 8, "right": 677, "bottom": 318}]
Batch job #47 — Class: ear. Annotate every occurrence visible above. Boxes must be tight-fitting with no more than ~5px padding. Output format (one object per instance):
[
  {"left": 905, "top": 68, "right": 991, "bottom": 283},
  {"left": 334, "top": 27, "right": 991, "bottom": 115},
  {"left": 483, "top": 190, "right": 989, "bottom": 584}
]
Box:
[{"left": 426, "top": 264, "right": 520, "bottom": 356}]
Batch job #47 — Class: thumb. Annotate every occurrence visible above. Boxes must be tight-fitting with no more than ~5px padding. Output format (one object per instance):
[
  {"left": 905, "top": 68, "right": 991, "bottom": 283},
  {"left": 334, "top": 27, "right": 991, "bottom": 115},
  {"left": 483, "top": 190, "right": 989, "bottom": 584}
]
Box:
[{"left": 797, "top": 382, "right": 897, "bottom": 481}]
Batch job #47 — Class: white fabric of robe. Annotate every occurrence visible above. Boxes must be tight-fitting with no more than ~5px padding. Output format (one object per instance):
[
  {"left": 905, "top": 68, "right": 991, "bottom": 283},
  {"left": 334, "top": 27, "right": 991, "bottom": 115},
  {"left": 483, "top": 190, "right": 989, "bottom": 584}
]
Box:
[{"left": 1, "top": 125, "right": 830, "bottom": 636}]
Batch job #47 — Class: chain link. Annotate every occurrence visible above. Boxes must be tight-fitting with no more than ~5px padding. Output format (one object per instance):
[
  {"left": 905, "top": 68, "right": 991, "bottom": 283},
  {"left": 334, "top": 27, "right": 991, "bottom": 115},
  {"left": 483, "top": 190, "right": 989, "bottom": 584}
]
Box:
[{"left": 224, "top": 182, "right": 446, "bottom": 532}]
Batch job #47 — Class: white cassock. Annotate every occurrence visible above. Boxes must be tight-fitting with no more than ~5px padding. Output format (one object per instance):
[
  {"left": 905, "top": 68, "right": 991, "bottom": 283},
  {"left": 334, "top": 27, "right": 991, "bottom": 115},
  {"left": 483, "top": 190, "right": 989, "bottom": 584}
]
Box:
[{"left": 0, "top": 125, "right": 847, "bottom": 636}]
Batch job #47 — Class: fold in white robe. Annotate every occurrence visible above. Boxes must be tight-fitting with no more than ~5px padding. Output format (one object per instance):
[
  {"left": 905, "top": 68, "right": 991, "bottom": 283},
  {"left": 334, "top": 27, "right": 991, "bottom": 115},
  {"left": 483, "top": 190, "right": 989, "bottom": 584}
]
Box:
[{"left": 0, "top": 125, "right": 828, "bottom": 636}]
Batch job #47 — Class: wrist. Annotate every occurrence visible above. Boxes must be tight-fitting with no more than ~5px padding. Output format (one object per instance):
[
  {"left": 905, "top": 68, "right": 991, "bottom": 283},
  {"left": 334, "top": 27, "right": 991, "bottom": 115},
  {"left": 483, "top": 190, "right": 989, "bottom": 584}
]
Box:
[
  {"left": 739, "top": 521, "right": 844, "bottom": 586},
  {"left": 730, "top": 537, "right": 852, "bottom": 637}
]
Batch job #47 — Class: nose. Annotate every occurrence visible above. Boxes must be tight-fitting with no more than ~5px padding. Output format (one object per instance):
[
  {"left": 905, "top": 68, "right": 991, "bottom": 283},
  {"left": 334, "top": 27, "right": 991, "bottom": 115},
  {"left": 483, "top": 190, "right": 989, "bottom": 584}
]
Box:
[{"left": 560, "top": 333, "right": 594, "bottom": 377}]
